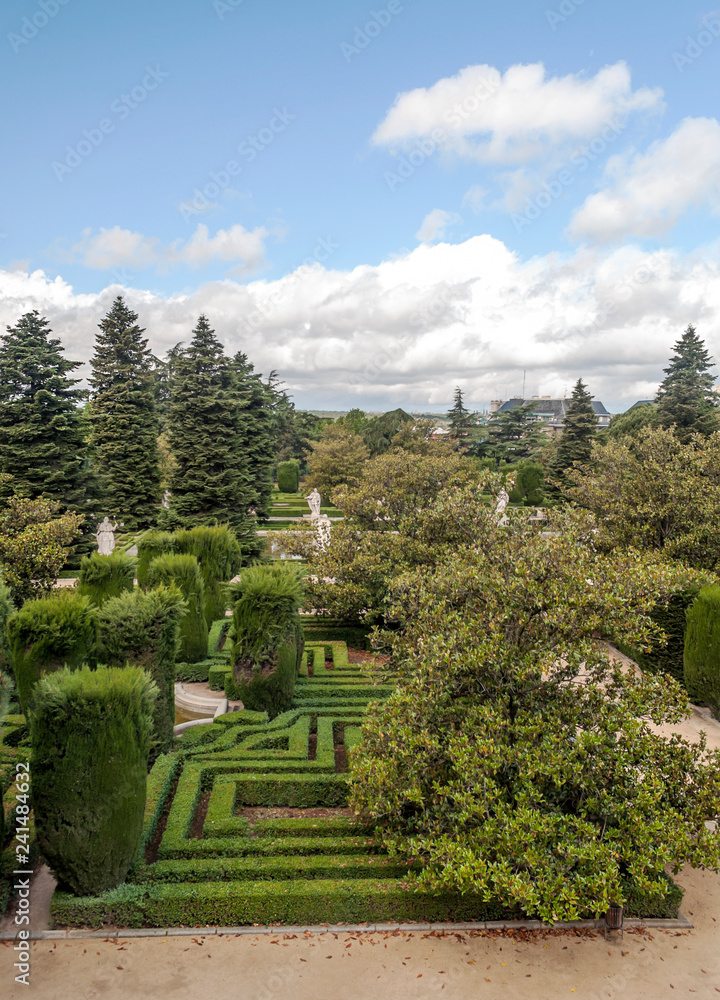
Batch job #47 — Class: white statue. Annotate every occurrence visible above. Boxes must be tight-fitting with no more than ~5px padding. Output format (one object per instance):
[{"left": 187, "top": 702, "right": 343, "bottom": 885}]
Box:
[
  {"left": 492, "top": 487, "right": 510, "bottom": 525},
  {"left": 314, "top": 514, "right": 332, "bottom": 552},
  {"left": 305, "top": 488, "right": 322, "bottom": 519},
  {"left": 161, "top": 490, "right": 171, "bottom": 509},
  {"left": 94, "top": 517, "right": 119, "bottom": 556}
]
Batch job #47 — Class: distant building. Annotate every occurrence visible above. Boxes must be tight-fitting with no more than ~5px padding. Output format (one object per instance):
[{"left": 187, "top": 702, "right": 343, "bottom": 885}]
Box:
[{"left": 490, "top": 395, "right": 612, "bottom": 436}]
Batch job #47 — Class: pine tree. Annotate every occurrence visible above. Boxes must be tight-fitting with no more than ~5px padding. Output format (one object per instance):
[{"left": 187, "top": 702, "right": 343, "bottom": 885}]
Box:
[
  {"left": 485, "top": 401, "right": 545, "bottom": 465},
  {"left": 89, "top": 296, "right": 161, "bottom": 528},
  {"left": 0, "top": 312, "right": 96, "bottom": 535},
  {"left": 550, "top": 379, "right": 597, "bottom": 494},
  {"left": 168, "top": 316, "right": 256, "bottom": 552},
  {"left": 655, "top": 325, "right": 719, "bottom": 442},
  {"left": 447, "top": 387, "right": 473, "bottom": 435},
  {"left": 232, "top": 352, "right": 275, "bottom": 520}
]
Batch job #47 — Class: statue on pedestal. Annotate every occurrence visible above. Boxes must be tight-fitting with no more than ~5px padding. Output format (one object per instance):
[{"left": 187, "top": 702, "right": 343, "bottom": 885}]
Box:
[
  {"left": 94, "top": 517, "right": 120, "bottom": 556},
  {"left": 305, "top": 488, "right": 322, "bottom": 519}
]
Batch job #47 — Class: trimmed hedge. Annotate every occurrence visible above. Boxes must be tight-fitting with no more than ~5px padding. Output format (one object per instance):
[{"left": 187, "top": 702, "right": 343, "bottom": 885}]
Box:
[
  {"left": 174, "top": 525, "right": 241, "bottom": 626},
  {"left": 78, "top": 552, "right": 136, "bottom": 606},
  {"left": 225, "top": 641, "right": 297, "bottom": 715},
  {"left": 616, "top": 586, "right": 700, "bottom": 685},
  {"left": 226, "top": 565, "right": 304, "bottom": 716},
  {"left": 684, "top": 584, "right": 720, "bottom": 717},
  {"left": 30, "top": 666, "right": 156, "bottom": 895},
  {"left": 7, "top": 592, "right": 98, "bottom": 715},
  {"left": 208, "top": 618, "right": 229, "bottom": 656},
  {"left": 50, "top": 865, "right": 684, "bottom": 929},
  {"left": 148, "top": 554, "right": 209, "bottom": 663},
  {"left": 136, "top": 530, "right": 176, "bottom": 588},
  {"left": 277, "top": 460, "right": 300, "bottom": 495},
  {"left": 96, "top": 586, "right": 185, "bottom": 756},
  {"left": 138, "top": 526, "right": 242, "bottom": 625},
  {"left": 175, "top": 660, "right": 213, "bottom": 683}
]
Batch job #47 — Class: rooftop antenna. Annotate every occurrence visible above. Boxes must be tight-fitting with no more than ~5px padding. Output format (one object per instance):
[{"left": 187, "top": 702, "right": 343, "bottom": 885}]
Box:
[{"left": 522, "top": 369, "right": 526, "bottom": 399}]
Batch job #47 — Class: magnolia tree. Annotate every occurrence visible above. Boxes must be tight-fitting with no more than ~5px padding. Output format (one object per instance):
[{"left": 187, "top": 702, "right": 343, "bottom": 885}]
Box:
[
  {"left": 348, "top": 497, "right": 720, "bottom": 921},
  {"left": 269, "top": 449, "right": 481, "bottom": 624},
  {"left": 0, "top": 480, "right": 82, "bottom": 604},
  {"left": 565, "top": 425, "right": 720, "bottom": 569}
]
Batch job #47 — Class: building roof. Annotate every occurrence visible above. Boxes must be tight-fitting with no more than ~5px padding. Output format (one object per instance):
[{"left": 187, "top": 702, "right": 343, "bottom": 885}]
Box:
[{"left": 495, "top": 397, "right": 611, "bottom": 418}]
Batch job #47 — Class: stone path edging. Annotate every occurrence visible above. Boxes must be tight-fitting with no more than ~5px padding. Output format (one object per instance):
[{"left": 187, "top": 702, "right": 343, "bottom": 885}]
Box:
[{"left": 0, "top": 914, "right": 692, "bottom": 941}]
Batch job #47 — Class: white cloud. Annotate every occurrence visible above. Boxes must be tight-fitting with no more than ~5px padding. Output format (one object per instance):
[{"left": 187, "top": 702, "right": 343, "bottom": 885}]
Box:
[
  {"left": 416, "top": 209, "right": 461, "bottom": 243},
  {"left": 568, "top": 117, "right": 720, "bottom": 243},
  {"left": 55, "top": 223, "right": 270, "bottom": 275},
  {"left": 463, "top": 185, "right": 490, "bottom": 214},
  {"left": 372, "top": 61, "right": 663, "bottom": 165},
  {"left": 3, "top": 236, "right": 720, "bottom": 412}
]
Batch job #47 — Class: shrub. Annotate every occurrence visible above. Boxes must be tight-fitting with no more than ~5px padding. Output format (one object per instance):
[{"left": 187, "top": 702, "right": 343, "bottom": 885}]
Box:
[
  {"left": 136, "top": 530, "right": 176, "bottom": 588},
  {"left": 277, "top": 460, "right": 300, "bottom": 495},
  {"left": 7, "top": 592, "right": 97, "bottom": 715},
  {"left": 225, "top": 640, "right": 298, "bottom": 715},
  {"left": 0, "top": 573, "right": 14, "bottom": 672},
  {"left": 96, "top": 586, "right": 185, "bottom": 755},
  {"left": 30, "top": 665, "right": 156, "bottom": 896},
  {"left": 147, "top": 554, "right": 208, "bottom": 663},
  {"left": 684, "top": 585, "right": 720, "bottom": 717},
  {"left": 226, "top": 565, "right": 304, "bottom": 717},
  {"left": 631, "top": 587, "right": 701, "bottom": 685},
  {"left": 78, "top": 552, "right": 136, "bottom": 606},
  {"left": 174, "top": 525, "right": 242, "bottom": 625}
]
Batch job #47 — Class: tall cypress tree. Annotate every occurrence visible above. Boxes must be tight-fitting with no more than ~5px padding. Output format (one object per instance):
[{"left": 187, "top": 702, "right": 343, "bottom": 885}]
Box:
[
  {"left": 168, "top": 316, "right": 256, "bottom": 552},
  {"left": 550, "top": 379, "right": 597, "bottom": 496},
  {"left": 232, "top": 352, "right": 275, "bottom": 520},
  {"left": 447, "top": 387, "right": 473, "bottom": 435},
  {"left": 655, "top": 325, "right": 719, "bottom": 442},
  {"left": 0, "top": 311, "right": 95, "bottom": 519},
  {"left": 89, "top": 296, "right": 161, "bottom": 528}
]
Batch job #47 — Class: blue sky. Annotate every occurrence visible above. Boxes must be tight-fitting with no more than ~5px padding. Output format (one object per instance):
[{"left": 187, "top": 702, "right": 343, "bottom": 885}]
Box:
[{"left": 2, "top": 0, "right": 720, "bottom": 411}]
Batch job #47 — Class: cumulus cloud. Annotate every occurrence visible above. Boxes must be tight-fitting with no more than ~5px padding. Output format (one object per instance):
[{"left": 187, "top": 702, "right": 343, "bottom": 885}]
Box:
[
  {"left": 2, "top": 236, "right": 720, "bottom": 413},
  {"left": 372, "top": 61, "right": 663, "bottom": 165},
  {"left": 416, "top": 209, "right": 461, "bottom": 243},
  {"left": 54, "top": 223, "right": 270, "bottom": 275},
  {"left": 568, "top": 117, "right": 720, "bottom": 243}
]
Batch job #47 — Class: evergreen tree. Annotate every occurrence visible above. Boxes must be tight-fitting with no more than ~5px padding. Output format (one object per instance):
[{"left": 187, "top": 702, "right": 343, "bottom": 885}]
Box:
[
  {"left": 168, "top": 316, "right": 256, "bottom": 552},
  {"left": 447, "top": 387, "right": 473, "bottom": 435},
  {"left": 89, "top": 296, "right": 161, "bottom": 528},
  {"left": 550, "top": 379, "right": 597, "bottom": 494},
  {"left": 483, "top": 401, "right": 545, "bottom": 465},
  {"left": 232, "top": 351, "right": 275, "bottom": 519},
  {"left": 0, "top": 312, "right": 96, "bottom": 551},
  {"left": 655, "top": 325, "right": 719, "bottom": 442}
]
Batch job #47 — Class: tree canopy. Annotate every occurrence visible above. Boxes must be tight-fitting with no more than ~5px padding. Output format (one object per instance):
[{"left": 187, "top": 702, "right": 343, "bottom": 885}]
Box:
[
  {"left": 167, "top": 315, "right": 257, "bottom": 552},
  {"left": 89, "top": 296, "right": 161, "bottom": 528},
  {"left": 0, "top": 311, "right": 94, "bottom": 515},
  {"left": 655, "top": 324, "right": 719, "bottom": 442},
  {"left": 563, "top": 424, "right": 720, "bottom": 569},
  {"left": 349, "top": 500, "right": 720, "bottom": 921}
]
